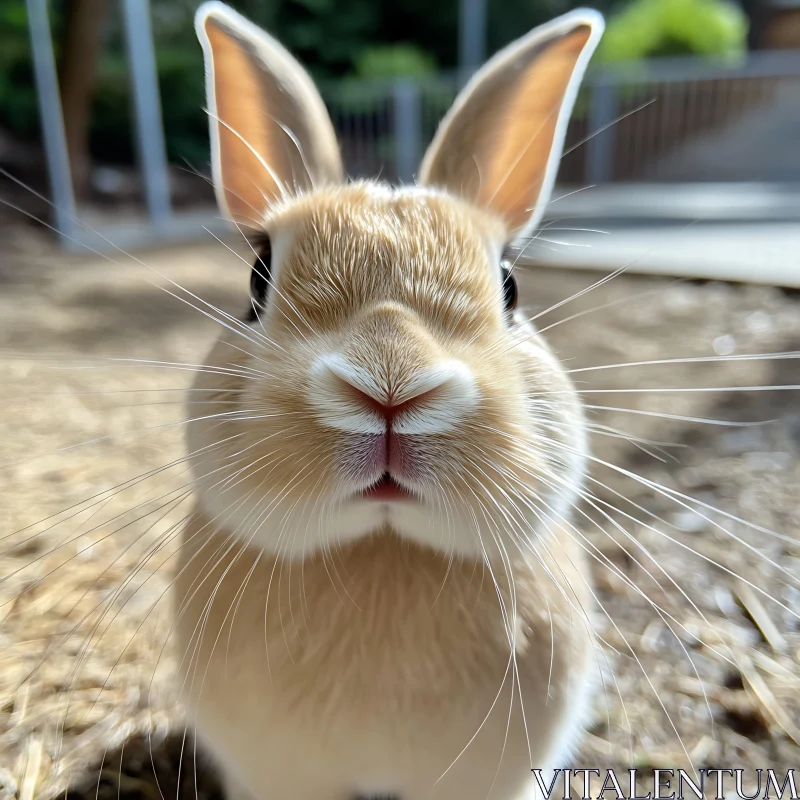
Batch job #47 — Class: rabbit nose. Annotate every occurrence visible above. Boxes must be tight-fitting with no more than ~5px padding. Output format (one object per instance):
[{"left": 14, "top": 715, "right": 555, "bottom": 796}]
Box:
[
  {"left": 308, "top": 353, "right": 480, "bottom": 436},
  {"left": 332, "top": 372, "right": 448, "bottom": 428}
]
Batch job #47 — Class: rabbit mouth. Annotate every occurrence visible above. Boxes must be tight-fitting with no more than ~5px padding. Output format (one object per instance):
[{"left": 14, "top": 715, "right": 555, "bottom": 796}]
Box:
[{"left": 359, "top": 472, "right": 416, "bottom": 502}]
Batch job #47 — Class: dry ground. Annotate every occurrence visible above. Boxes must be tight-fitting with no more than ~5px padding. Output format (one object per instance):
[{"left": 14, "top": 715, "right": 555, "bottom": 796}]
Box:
[{"left": 0, "top": 221, "right": 799, "bottom": 799}]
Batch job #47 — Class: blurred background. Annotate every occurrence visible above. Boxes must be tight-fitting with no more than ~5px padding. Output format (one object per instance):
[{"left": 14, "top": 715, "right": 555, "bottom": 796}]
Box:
[{"left": 2, "top": 0, "right": 799, "bottom": 284}]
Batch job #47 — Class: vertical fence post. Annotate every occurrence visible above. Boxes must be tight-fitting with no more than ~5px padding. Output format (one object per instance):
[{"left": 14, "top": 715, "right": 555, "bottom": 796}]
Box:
[
  {"left": 586, "top": 75, "right": 618, "bottom": 185},
  {"left": 458, "top": 0, "right": 487, "bottom": 87},
  {"left": 394, "top": 80, "right": 421, "bottom": 184},
  {"left": 121, "top": 0, "right": 172, "bottom": 231},
  {"left": 26, "top": 0, "right": 77, "bottom": 246}
]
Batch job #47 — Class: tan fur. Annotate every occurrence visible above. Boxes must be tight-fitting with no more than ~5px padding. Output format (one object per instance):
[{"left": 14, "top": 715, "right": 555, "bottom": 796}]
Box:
[
  {"left": 179, "top": 4, "right": 604, "bottom": 798},
  {"left": 175, "top": 517, "right": 593, "bottom": 799},
  {"left": 185, "top": 185, "right": 585, "bottom": 561}
]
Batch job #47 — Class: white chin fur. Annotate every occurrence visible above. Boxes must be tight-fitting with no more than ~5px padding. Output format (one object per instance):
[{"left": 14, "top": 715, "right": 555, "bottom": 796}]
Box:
[{"left": 191, "top": 473, "right": 585, "bottom": 561}]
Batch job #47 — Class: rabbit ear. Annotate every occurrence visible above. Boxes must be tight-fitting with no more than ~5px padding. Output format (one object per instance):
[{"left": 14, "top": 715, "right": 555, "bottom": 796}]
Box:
[
  {"left": 419, "top": 9, "right": 603, "bottom": 239},
  {"left": 195, "top": 2, "right": 343, "bottom": 226}
]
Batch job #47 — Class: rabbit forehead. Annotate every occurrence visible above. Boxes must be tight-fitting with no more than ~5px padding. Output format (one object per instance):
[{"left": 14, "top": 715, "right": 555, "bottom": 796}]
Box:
[
  {"left": 267, "top": 181, "right": 507, "bottom": 243},
  {"left": 264, "top": 181, "right": 509, "bottom": 327}
]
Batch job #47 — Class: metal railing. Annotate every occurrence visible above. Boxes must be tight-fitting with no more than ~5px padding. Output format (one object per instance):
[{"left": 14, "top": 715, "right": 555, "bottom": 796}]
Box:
[
  {"left": 322, "top": 51, "right": 800, "bottom": 187},
  {"left": 574, "top": 50, "right": 800, "bottom": 185},
  {"left": 321, "top": 75, "right": 459, "bottom": 185},
  {"left": 25, "top": 0, "right": 175, "bottom": 251}
]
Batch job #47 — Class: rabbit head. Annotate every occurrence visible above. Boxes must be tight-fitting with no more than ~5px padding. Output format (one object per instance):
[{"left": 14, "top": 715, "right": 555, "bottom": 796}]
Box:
[{"left": 187, "top": 2, "right": 603, "bottom": 560}]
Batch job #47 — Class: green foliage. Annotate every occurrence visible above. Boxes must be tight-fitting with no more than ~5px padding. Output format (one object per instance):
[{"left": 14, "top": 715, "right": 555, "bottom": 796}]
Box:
[
  {"left": 87, "top": 55, "right": 134, "bottom": 165},
  {"left": 354, "top": 44, "right": 435, "bottom": 79},
  {"left": 0, "top": 1, "right": 40, "bottom": 139},
  {"left": 597, "top": 0, "right": 748, "bottom": 62},
  {"left": 86, "top": 46, "right": 208, "bottom": 168},
  {"left": 229, "top": 0, "right": 382, "bottom": 80},
  {"left": 151, "top": 47, "right": 207, "bottom": 167}
]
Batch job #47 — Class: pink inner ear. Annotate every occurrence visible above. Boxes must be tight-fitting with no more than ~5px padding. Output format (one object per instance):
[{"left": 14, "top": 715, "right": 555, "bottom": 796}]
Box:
[
  {"left": 200, "top": 6, "right": 345, "bottom": 227},
  {"left": 479, "top": 27, "right": 593, "bottom": 233},
  {"left": 419, "top": 22, "right": 595, "bottom": 237},
  {"left": 205, "top": 18, "right": 280, "bottom": 226}
]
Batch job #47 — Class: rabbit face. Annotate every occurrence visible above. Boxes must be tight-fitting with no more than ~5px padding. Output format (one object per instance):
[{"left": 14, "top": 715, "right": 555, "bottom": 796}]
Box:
[{"left": 187, "top": 2, "right": 602, "bottom": 558}]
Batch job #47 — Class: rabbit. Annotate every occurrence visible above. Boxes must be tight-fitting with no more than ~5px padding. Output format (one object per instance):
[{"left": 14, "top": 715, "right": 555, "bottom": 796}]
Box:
[{"left": 173, "top": 3, "right": 605, "bottom": 799}]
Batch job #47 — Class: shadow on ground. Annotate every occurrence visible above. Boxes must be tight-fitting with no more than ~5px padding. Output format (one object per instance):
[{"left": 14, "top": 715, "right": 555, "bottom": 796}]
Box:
[{"left": 64, "top": 735, "right": 223, "bottom": 800}]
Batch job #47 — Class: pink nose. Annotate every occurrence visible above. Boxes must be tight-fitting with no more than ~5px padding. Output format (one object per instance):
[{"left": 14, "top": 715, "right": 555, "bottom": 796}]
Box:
[
  {"left": 309, "top": 354, "right": 480, "bottom": 490},
  {"left": 340, "top": 382, "right": 434, "bottom": 428},
  {"left": 308, "top": 353, "right": 479, "bottom": 442}
]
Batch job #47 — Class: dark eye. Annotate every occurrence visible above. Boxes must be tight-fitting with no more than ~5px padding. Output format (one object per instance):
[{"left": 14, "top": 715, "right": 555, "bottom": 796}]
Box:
[
  {"left": 247, "top": 236, "right": 272, "bottom": 322},
  {"left": 500, "top": 259, "right": 518, "bottom": 313}
]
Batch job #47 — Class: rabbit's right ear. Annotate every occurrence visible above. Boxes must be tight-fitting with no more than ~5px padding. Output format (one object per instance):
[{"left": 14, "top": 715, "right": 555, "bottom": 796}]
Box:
[
  {"left": 419, "top": 10, "right": 603, "bottom": 239},
  {"left": 195, "top": 2, "right": 343, "bottom": 226}
]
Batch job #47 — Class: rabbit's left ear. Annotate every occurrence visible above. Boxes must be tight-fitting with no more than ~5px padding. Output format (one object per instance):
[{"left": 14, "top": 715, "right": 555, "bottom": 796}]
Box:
[
  {"left": 195, "top": 2, "right": 343, "bottom": 226},
  {"left": 419, "top": 10, "right": 603, "bottom": 239}
]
